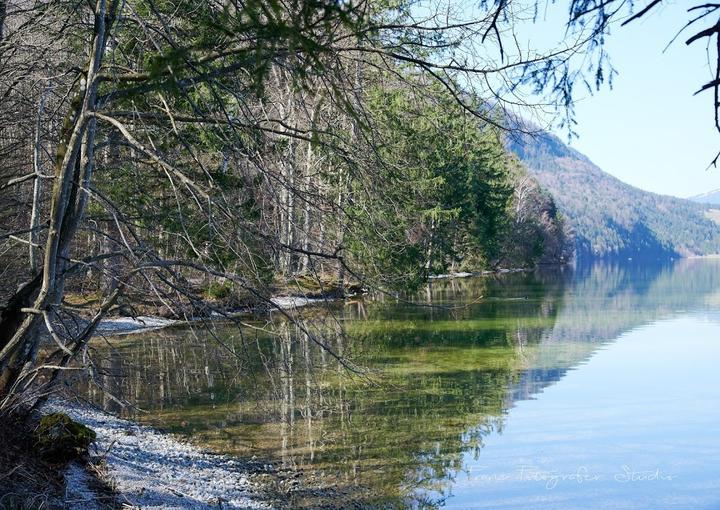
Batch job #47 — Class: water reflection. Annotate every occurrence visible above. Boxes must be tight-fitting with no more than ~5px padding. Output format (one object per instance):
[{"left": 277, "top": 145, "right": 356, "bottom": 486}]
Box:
[{"left": 76, "top": 259, "right": 720, "bottom": 508}]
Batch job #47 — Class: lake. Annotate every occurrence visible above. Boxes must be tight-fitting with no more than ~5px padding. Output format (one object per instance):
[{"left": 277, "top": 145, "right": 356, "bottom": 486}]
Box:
[{"left": 77, "top": 259, "right": 720, "bottom": 509}]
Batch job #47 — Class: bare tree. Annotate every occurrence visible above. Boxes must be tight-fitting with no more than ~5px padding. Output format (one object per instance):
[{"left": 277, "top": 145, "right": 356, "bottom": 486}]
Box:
[{"left": 0, "top": 0, "right": 603, "bottom": 414}]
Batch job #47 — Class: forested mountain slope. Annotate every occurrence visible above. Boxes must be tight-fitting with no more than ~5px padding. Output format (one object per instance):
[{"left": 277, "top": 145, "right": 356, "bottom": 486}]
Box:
[{"left": 508, "top": 132, "right": 720, "bottom": 260}]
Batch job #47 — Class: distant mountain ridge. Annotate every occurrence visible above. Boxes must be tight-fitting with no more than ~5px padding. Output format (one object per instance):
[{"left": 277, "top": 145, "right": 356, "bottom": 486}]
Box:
[
  {"left": 689, "top": 189, "right": 720, "bottom": 206},
  {"left": 507, "top": 131, "right": 720, "bottom": 260}
]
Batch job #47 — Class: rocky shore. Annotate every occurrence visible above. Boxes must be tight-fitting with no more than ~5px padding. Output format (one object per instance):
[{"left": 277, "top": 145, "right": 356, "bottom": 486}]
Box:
[{"left": 47, "top": 400, "right": 275, "bottom": 510}]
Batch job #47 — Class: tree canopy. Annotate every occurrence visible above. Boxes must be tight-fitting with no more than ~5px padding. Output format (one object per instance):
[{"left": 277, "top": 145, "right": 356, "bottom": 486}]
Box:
[{"left": 0, "top": 0, "right": 698, "bottom": 414}]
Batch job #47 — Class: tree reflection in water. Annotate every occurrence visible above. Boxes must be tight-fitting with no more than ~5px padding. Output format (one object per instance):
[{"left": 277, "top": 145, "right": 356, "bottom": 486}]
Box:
[{"left": 71, "top": 259, "right": 720, "bottom": 508}]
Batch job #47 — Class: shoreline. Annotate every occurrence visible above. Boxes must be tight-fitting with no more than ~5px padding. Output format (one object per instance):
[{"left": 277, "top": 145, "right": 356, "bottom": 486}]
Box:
[
  {"left": 428, "top": 267, "right": 532, "bottom": 280},
  {"left": 97, "top": 268, "right": 535, "bottom": 337},
  {"left": 47, "top": 399, "right": 276, "bottom": 510},
  {"left": 51, "top": 265, "right": 542, "bottom": 507},
  {"left": 94, "top": 296, "right": 333, "bottom": 337}
]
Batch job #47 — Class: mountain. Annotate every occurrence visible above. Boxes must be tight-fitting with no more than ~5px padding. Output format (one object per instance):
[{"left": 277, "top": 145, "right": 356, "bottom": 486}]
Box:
[
  {"left": 507, "top": 131, "right": 720, "bottom": 261},
  {"left": 689, "top": 189, "right": 720, "bottom": 206}
]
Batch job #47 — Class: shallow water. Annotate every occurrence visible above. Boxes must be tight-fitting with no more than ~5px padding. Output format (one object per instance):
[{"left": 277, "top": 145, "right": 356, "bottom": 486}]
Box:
[{"left": 80, "top": 259, "right": 720, "bottom": 509}]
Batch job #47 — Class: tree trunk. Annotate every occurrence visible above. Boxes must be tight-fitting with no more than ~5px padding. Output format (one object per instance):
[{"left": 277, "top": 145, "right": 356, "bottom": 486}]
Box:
[
  {"left": 29, "top": 85, "right": 51, "bottom": 273},
  {"left": 103, "top": 130, "right": 122, "bottom": 294},
  {"left": 425, "top": 217, "right": 436, "bottom": 272},
  {"left": 335, "top": 167, "right": 346, "bottom": 296},
  {"left": 300, "top": 95, "right": 320, "bottom": 274},
  {"left": 0, "top": 0, "right": 6, "bottom": 42},
  {"left": 0, "top": 0, "right": 112, "bottom": 410}
]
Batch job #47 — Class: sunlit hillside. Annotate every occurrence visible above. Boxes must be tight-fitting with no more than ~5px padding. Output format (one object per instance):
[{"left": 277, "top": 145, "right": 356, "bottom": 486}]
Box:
[{"left": 509, "top": 131, "right": 720, "bottom": 260}]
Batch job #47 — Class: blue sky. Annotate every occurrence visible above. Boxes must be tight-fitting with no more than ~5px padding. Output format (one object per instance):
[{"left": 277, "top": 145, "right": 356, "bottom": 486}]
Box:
[{"left": 544, "top": 2, "right": 720, "bottom": 198}]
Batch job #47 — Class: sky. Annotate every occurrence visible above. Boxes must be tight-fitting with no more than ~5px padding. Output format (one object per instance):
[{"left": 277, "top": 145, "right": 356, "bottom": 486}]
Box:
[{"left": 539, "top": 3, "right": 720, "bottom": 199}]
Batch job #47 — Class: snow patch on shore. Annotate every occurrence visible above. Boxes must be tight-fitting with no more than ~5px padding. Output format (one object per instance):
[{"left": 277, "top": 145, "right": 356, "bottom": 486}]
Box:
[
  {"left": 95, "top": 297, "right": 328, "bottom": 337},
  {"left": 95, "top": 316, "right": 178, "bottom": 336},
  {"left": 269, "top": 296, "right": 326, "bottom": 310},
  {"left": 49, "top": 402, "right": 271, "bottom": 510},
  {"left": 428, "top": 272, "right": 476, "bottom": 280}
]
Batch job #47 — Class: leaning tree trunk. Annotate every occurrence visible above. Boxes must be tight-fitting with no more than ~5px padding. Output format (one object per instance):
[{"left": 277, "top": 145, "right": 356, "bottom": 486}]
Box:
[{"left": 0, "top": 0, "right": 113, "bottom": 412}]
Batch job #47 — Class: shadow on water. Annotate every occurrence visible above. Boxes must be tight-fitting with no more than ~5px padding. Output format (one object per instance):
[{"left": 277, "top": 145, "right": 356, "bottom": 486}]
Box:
[{"left": 73, "top": 258, "right": 720, "bottom": 508}]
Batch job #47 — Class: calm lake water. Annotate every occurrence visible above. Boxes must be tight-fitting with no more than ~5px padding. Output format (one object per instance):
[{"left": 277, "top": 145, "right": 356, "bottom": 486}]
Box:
[{"left": 79, "top": 260, "right": 720, "bottom": 509}]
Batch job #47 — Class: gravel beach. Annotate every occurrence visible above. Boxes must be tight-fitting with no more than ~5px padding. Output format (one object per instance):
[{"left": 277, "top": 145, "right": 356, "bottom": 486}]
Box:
[{"left": 47, "top": 400, "right": 273, "bottom": 510}]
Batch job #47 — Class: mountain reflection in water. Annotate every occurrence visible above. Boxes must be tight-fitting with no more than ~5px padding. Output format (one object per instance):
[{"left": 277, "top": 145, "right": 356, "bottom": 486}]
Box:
[{"left": 73, "top": 259, "right": 720, "bottom": 509}]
